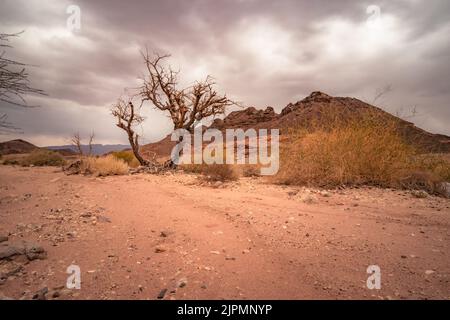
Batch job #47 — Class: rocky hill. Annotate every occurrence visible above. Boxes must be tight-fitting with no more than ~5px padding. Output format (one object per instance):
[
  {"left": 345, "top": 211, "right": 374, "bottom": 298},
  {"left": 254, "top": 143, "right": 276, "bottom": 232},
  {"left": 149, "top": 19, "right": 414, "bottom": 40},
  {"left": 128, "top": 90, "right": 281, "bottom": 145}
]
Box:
[
  {"left": 210, "top": 91, "right": 450, "bottom": 153},
  {"left": 142, "top": 92, "right": 450, "bottom": 159},
  {"left": 0, "top": 139, "right": 39, "bottom": 155}
]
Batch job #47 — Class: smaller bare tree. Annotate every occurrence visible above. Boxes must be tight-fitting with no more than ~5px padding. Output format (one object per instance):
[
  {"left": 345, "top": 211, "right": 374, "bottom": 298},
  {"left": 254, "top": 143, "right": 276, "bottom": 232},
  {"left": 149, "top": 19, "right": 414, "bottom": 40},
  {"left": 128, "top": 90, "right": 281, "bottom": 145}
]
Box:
[
  {"left": 111, "top": 97, "right": 148, "bottom": 166},
  {"left": 71, "top": 132, "right": 84, "bottom": 156},
  {"left": 70, "top": 131, "right": 96, "bottom": 157},
  {"left": 88, "top": 131, "right": 95, "bottom": 156}
]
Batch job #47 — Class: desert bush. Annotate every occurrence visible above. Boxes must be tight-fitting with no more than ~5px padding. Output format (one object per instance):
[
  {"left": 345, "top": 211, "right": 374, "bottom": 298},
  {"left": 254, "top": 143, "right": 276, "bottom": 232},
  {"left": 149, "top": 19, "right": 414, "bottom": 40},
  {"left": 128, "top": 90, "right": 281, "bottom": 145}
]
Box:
[
  {"left": 3, "top": 158, "right": 20, "bottom": 165},
  {"left": 274, "top": 115, "right": 450, "bottom": 195},
  {"left": 81, "top": 155, "right": 129, "bottom": 176},
  {"left": 112, "top": 150, "right": 140, "bottom": 168},
  {"left": 241, "top": 165, "right": 262, "bottom": 177},
  {"left": 182, "top": 163, "right": 238, "bottom": 182},
  {"left": 20, "top": 149, "right": 66, "bottom": 167}
]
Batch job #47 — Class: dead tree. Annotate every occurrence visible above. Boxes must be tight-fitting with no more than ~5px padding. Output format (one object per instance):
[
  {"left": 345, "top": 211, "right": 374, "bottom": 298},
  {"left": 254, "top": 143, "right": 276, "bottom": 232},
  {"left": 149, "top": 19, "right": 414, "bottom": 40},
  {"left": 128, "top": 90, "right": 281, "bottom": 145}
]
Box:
[
  {"left": 139, "top": 51, "right": 239, "bottom": 133},
  {"left": 111, "top": 98, "right": 148, "bottom": 166},
  {"left": 88, "top": 131, "right": 95, "bottom": 156},
  {"left": 0, "top": 32, "right": 46, "bottom": 130},
  {"left": 71, "top": 132, "right": 84, "bottom": 156}
]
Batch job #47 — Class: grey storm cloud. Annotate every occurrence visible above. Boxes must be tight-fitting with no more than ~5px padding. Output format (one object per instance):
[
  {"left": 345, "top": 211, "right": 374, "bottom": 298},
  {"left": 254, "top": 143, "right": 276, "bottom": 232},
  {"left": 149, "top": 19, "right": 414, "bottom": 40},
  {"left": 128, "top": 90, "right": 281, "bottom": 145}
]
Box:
[{"left": 0, "top": 0, "right": 449, "bottom": 145}]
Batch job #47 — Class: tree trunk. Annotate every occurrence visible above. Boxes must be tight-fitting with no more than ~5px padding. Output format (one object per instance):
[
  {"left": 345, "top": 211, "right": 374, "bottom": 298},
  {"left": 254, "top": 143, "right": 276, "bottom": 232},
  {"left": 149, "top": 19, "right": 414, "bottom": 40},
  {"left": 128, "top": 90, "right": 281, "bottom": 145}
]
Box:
[{"left": 128, "top": 132, "right": 147, "bottom": 166}]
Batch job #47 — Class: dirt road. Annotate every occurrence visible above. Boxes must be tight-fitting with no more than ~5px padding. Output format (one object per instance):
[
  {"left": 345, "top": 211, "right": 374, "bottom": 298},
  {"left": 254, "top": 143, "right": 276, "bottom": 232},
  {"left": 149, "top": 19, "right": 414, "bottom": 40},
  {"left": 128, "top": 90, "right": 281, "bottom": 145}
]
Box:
[{"left": 0, "top": 166, "right": 449, "bottom": 299}]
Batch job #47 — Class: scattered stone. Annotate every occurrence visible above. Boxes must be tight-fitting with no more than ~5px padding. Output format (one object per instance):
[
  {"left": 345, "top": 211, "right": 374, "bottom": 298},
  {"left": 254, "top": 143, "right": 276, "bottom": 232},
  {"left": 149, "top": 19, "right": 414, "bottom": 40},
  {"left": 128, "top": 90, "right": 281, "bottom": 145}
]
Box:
[
  {"left": 210, "top": 251, "right": 221, "bottom": 255},
  {"left": 177, "top": 277, "right": 187, "bottom": 288},
  {"left": 160, "top": 231, "right": 168, "bottom": 237},
  {"left": 24, "top": 243, "right": 47, "bottom": 261},
  {"left": 80, "top": 212, "right": 92, "bottom": 218},
  {"left": 411, "top": 190, "right": 428, "bottom": 199},
  {"left": 0, "top": 245, "right": 23, "bottom": 260},
  {"left": 157, "top": 288, "right": 167, "bottom": 299},
  {"left": 32, "top": 287, "right": 48, "bottom": 300},
  {"left": 401, "top": 255, "right": 407, "bottom": 259},
  {"left": 300, "top": 194, "right": 317, "bottom": 204},
  {"left": 0, "top": 261, "right": 23, "bottom": 282},
  {"left": 96, "top": 215, "right": 111, "bottom": 223},
  {"left": 425, "top": 270, "right": 435, "bottom": 275},
  {"left": 320, "top": 191, "right": 331, "bottom": 197},
  {"left": 439, "top": 182, "right": 450, "bottom": 198},
  {"left": 154, "top": 247, "right": 166, "bottom": 253},
  {"left": 212, "top": 181, "right": 223, "bottom": 188}
]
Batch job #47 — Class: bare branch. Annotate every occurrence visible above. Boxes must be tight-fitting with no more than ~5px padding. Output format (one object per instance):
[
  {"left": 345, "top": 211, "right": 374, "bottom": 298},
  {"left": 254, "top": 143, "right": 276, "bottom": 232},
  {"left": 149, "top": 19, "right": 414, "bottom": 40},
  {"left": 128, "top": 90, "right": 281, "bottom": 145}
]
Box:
[
  {"left": 372, "top": 84, "right": 393, "bottom": 105},
  {"left": 111, "top": 96, "right": 148, "bottom": 166},
  {"left": 71, "top": 132, "right": 83, "bottom": 156},
  {"left": 139, "top": 51, "right": 239, "bottom": 132},
  {"left": 0, "top": 32, "right": 46, "bottom": 129},
  {"left": 88, "top": 131, "right": 95, "bottom": 156}
]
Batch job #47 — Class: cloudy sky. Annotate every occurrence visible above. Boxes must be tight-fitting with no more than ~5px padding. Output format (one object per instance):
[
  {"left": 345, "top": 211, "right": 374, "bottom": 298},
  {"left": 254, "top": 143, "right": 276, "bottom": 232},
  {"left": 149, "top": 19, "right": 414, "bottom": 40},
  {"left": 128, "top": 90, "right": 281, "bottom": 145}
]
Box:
[{"left": 0, "top": 0, "right": 449, "bottom": 146}]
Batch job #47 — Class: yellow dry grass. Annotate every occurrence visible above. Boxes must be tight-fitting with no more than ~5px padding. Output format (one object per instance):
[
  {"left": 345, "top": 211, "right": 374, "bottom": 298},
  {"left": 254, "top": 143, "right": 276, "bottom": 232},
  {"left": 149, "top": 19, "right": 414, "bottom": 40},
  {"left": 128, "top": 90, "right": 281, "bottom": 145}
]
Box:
[
  {"left": 81, "top": 155, "right": 129, "bottom": 176},
  {"left": 274, "top": 114, "right": 450, "bottom": 195}
]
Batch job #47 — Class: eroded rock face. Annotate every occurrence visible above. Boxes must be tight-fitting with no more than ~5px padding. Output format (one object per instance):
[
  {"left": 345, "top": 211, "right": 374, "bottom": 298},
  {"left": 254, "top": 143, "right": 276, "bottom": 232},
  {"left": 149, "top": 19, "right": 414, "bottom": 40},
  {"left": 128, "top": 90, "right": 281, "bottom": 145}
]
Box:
[
  {"left": 0, "top": 242, "right": 46, "bottom": 261},
  {"left": 440, "top": 182, "right": 450, "bottom": 198},
  {"left": 211, "top": 106, "right": 278, "bottom": 130},
  {"left": 0, "top": 245, "right": 23, "bottom": 260},
  {"left": 24, "top": 243, "right": 47, "bottom": 261}
]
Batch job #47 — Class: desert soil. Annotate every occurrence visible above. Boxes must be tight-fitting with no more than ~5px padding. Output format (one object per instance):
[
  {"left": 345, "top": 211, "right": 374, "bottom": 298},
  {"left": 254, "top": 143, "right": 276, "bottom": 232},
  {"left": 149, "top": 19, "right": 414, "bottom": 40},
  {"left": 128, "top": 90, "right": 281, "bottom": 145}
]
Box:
[{"left": 0, "top": 166, "right": 449, "bottom": 300}]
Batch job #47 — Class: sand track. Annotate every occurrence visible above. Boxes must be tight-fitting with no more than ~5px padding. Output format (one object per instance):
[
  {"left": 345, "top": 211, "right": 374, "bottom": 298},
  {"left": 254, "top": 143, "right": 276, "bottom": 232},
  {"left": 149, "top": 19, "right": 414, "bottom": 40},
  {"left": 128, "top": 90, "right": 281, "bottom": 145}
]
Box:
[{"left": 0, "top": 166, "right": 449, "bottom": 299}]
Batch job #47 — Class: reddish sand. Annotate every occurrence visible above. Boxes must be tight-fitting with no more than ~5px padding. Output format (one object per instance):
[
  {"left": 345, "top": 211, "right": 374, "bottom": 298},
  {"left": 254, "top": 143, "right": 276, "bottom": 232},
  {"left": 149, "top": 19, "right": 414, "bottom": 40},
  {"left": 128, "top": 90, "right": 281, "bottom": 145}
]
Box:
[{"left": 0, "top": 166, "right": 449, "bottom": 300}]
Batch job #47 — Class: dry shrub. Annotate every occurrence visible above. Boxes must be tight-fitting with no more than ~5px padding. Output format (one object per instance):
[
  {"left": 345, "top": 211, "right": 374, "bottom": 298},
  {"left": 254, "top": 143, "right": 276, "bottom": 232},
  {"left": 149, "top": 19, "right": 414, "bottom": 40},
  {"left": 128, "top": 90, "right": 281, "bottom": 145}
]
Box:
[
  {"left": 81, "top": 155, "right": 129, "bottom": 176},
  {"left": 182, "top": 163, "right": 238, "bottom": 182},
  {"left": 112, "top": 150, "right": 140, "bottom": 168},
  {"left": 20, "top": 149, "right": 66, "bottom": 167},
  {"left": 274, "top": 115, "right": 450, "bottom": 195},
  {"left": 241, "top": 165, "right": 262, "bottom": 177}
]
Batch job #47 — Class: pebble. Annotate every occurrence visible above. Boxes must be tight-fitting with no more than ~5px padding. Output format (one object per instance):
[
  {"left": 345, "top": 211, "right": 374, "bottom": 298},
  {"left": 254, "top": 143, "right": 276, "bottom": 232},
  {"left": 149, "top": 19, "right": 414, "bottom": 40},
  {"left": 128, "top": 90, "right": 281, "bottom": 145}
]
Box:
[
  {"left": 155, "top": 247, "right": 166, "bottom": 253},
  {"left": 157, "top": 288, "right": 167, "bottom": 299}
]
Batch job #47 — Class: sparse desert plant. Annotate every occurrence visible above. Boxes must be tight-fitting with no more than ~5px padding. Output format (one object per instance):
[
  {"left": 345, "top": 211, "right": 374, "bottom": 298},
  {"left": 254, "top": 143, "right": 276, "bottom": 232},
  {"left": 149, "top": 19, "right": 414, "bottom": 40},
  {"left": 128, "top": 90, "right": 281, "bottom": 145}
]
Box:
[
  {"left": 20, "top": 149, "right": 66, "bottom": 167},
  {"left": 3, "top": 158, "right": 20, "bottom": 165},
  {"left": 241, "top": 165, "right": 261, "bottom": 177},
  {"left": 81, "top": 155, "right": 129, "bottom": 176},
  {"left": 112, "top": 150, "right": 140, "bottom": 168},
  {"left": 182, "top": 163, "right": 238, "bottom": 182},
  {"left": 274, "top": 114, "right": 450, "bottom": 195}
]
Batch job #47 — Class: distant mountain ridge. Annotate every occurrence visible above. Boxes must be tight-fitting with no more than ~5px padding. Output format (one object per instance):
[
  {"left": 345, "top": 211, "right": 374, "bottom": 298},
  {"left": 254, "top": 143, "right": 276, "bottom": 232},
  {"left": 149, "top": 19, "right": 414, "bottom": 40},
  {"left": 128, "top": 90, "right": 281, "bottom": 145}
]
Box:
[
  {"left": 0, "top": 139, "right": 129, "bottom": 156},
  {"left": 46, "top": 144, "right": 130, "bottom": 156}
]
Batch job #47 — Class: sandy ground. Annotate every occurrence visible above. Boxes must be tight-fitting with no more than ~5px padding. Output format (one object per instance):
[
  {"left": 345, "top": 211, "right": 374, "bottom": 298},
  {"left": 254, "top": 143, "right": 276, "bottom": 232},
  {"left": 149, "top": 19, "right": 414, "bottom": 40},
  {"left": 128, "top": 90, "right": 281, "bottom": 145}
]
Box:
[{"left": 0, "top": 165, "right": 449, "bottom": 300}]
